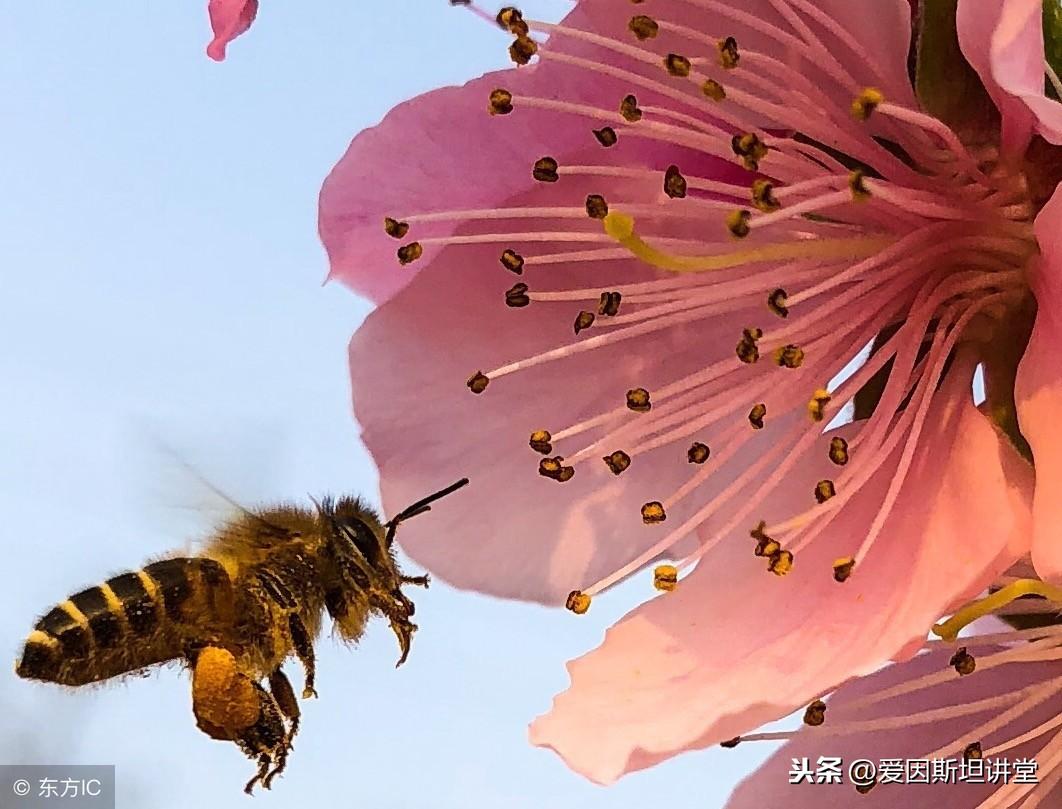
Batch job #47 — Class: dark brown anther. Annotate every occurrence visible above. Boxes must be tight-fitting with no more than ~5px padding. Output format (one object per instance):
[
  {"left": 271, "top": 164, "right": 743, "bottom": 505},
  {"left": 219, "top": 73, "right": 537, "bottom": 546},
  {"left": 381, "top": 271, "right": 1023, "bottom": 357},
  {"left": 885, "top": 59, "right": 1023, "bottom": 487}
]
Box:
[
  {"left": 505, "top": 282, "right": 531, "bottom": 308},
  {"left": 833, "top": 557, "right": 855, "bottom": 582},
  {"left": 751, "top": 179, "right": 780, "bottom": 212},
  {"left": 500, "top": 248, "right": 525, "bottom": 275},
  {"left": 829, "top": 436, "right": 850, "bottom": 465},
  {"left": 665, "top": 53, "right": 692, "bottom": 77},
  {"left": 384, "top": 217, "right": 410, "bottom": 239},
  {"left": 767, "top": 288, "right": 789, "bottom": 318},
  {"left": 641, "top": 501, "right": 666, "bottom": 524},
  {"left": 731, "top": 132, "right": 768, "bottom": 171},
  {"left": 598, "top": 290, "right": 622, "bottom": 316},
  {"left": 720, "top": 737, "right": 741, "bottom": 749},
  {"left": 539, "top": 456, "right": 575, "bottom": 483},
  {"left": 748, "top": 403, "right": 766, "bottom": 429},
  {"left": 687, "top": 442, "right": 710, "bottom": 464},
  {"left": 603, "top": 450, "right": 632, "bottom": 475},
  {"left": 702, "top": 78, "right": 726, "bottom": 101},
  {"left": 586, "top": 194, "right": 609, "bottom": 219},
  {"left": 963, "top": 742, "right": 983, "bottom": 761},
  {"left": 574, "top": 310, "right": 596, "bottom": 334},
  {"left": 754, "top": 534, "right": 781, "bottom": 558},
  {"left": 593, "top": 126, "right": 618, "bottom": 147},
  {"left": 736, "top": 327, "right": 762, "bottom": 364},
  {"left": 718, "top": 36, "right": 740, "bottom": 69},
  {"left": 803, "top": 700, "right": 827, "bottom": 727},
  {"left": 664, "top": 165, "right": 687, "bottom": 199},
  {"left": 529, "top": 430, "right": 553, "bottom": 454},
  {"left": 849, "top": 168, "right": 871, "bottom": 200},
  {"left": 628, "top": 14, "right": 659, "bottom": 39},
  {"left": 774, "top": 344, "right": 805, "bottom": 369},
  {"left": 397, "top": 242, "right": 423, "bottom": 265},
  {"left": 467, "top": 371, "right": 490, "bottom": 394},
  {"left": 750, "top": 520, "right": 770, "bottom": 542},
  {"left": 489, "top": 88, "right": 514, "bottom": 115},
  {"left": 510, "top": 35, "right": 538, "bottom": 65},
  {"left": 768, "top": 549, "right": 793, "bottom": 576},
  {"left": 626, "top": 387, "right": 652, "bottom": 412},
  {"left": 815, "top": 480, "right": 836, "bottom": 504},
  {"left": 496, "top": 7, "right": 529, "bottom": 35},
  {"left": 950, "top": 647, "right": 976, "bottom": 676},
  {"left": 726, "top": 209, "right": 751, "bottom": 238},
  {"left": 566, "top": 590, "right": 591, "bottom": 614},
  {"left": 620, "top": 94, "right": 643, "bottom": 122},
  {"left": 533, "top": 156, "right": 560, "bottom": 183}
]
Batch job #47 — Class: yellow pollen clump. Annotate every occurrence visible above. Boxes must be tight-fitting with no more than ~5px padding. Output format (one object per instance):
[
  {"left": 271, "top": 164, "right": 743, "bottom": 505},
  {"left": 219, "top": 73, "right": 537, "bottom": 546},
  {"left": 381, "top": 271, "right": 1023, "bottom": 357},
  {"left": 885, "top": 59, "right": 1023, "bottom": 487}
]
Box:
[
  {"left": 833, "top": 556, "right": 855, "bottom": 583},
  {"left": 851, "top": 87, "right": 884, "bottom": 120},
  {"left": 932, "top": 579, "right": 1062, "bottom": 641},
  {"left": 726, "top": 209, "right": 752, "bottom": 238},
  {"left": 848, "top": 169, "right": 871, "bottom": 200},
  {"left": 702, "top": 78, "right": 726, "bottom": 101},
  {"left": 808, "top": 389, "right": 831, "bottom": 421},
  {"left": 397, "top": 242, "right": 423, "bottom": 265},
  {"left": 383, "top": 217, "right": 409, "bottom": 239},
  {"left": 717, "top": 36, "right": 739, "bottom": 69},
  {"left": 768, "top": 549, "right": 793, "bottom": 576},
  {"left": 626, "top": 387, "right": 652, "bottom": 412},
  {"left": 629, "top": 14, "right": 659, "bottom": 40},
  {"left": 641, "top": 501, "right": 667, "bottom": 524},
  {"left": 829, "top": 436, "right": 850, "bottom": 465},
  {"left": 665, "top": 53, "right": 692, "bottom": 77},
  {"left": 566, "top": 590, "right": 591, "bottom": 614},
  {"left": 529, "top": 429, "right": 552, "bottom": 454},
  {"left": 653, "top": 565, "right": 679, "bottom": 592},
  {"left": 751, "top": 179, "right": 780, "bottom": 212}
]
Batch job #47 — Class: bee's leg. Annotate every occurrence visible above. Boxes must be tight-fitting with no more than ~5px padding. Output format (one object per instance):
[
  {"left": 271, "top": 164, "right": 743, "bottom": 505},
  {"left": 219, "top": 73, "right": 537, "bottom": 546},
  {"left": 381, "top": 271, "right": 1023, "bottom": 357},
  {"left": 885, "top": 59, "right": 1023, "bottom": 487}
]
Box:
[
  {"left": 268, "top": 667, "right": 301, "bottom": 744},
  {"left": 239, "top": 682, "right": 288, "bottom": 793},
  {"left": 190, "top": 646, "right": 260, "bottom": 742},
  {"left": 400, "top": 574, "right": 430, "bottom": 588},
  {"left": 287, "top": 613, "right": 317, "bottom": 699}
]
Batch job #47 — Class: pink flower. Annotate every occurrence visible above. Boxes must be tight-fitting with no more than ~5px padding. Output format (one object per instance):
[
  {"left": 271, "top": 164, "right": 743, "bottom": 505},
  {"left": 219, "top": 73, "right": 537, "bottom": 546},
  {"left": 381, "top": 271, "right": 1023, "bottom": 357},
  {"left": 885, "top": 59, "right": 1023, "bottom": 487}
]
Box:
[
  {"left": 206, "top": 0, "right": 258, "bottom": 62},
  {"left": 319, "top": 0, "right": 1062, "bottom": 788}
]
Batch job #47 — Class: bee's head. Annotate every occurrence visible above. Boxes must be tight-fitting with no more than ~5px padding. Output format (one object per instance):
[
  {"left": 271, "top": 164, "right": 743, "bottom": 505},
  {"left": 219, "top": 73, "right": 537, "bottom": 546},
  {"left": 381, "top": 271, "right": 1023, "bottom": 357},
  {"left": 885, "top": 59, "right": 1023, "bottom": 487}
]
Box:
[{"left": 316, "top": 478, "right": 469, "bottom": 666}]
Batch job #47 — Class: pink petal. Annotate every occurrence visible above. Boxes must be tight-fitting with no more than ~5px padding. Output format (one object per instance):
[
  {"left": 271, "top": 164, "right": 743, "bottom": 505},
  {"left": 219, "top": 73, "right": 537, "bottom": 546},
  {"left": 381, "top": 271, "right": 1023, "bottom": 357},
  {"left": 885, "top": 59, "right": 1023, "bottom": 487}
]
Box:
[
  {"left": 528, "top": 355, "right": 1033, "bottom": 784},
  {"left": 726, "top": 646, "right": 1062, "bottom": 808},
  {"left": 1017, "top": 187, "right": 1062, "bottom": 583},
  {"left": 206, "top": 0, "right": 258, "bottom": 62}
]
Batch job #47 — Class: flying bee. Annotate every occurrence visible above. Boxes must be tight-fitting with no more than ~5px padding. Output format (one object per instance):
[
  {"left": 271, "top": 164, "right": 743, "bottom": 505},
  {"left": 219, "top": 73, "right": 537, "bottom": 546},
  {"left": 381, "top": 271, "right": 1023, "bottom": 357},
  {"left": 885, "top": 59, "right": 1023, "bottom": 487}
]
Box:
[{"left": 15, "top": 477, "right": 469, "bottom": 793}]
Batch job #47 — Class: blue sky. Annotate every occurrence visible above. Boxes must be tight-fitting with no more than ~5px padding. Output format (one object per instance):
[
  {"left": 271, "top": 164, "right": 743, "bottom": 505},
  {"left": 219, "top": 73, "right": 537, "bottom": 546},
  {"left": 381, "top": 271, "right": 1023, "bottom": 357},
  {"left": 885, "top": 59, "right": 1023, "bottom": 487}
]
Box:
[{"left": 1, "top": 3, "right": 783, "bottom": 806}]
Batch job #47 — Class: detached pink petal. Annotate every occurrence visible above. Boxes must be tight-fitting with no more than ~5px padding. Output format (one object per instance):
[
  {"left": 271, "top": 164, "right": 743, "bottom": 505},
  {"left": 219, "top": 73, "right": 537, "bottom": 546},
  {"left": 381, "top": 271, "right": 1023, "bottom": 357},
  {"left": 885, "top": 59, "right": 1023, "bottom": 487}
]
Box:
[
  {"left": 529, "top": 356, "right": 1033, "bottom": 784},
  {"left": 1018, "top": 188, "right": 1062, "bottom": 583},
  {"left": 726, "top": 646, "right": 1062, "bottom": 808},
  {"left": 206, "top": 0, "right": 258, "bottom": 62}
]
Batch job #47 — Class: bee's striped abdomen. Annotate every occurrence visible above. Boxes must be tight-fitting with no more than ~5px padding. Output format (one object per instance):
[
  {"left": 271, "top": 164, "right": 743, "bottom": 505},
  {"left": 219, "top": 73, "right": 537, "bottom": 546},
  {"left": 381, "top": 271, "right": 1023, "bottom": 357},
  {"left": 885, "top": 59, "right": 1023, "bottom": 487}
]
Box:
[{"left": 17, "top": 557, "right": 235, "bottom": 686}]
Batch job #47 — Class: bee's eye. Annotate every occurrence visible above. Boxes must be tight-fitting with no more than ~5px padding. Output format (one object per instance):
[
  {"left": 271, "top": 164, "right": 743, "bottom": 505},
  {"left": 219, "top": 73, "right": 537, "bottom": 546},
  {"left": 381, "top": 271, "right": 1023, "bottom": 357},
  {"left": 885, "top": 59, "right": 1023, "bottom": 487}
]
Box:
[{"left": 340, "top": 518, "right": 381, "bottom": 563}]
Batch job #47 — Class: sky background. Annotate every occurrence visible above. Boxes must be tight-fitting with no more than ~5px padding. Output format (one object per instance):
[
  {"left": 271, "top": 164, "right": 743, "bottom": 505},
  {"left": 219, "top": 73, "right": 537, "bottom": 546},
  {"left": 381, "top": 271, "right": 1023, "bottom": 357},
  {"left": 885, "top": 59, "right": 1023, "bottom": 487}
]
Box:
[{"left": 1, "top": 3, "right": 786, "bottom": 806}]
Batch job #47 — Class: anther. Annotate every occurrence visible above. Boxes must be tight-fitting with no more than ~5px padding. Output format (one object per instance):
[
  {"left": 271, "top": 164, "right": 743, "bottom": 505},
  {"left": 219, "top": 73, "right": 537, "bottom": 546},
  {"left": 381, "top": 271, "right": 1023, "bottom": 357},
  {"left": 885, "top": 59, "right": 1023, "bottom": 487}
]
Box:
[
  {"left": 529, "top": 430, "right": 553, "bottom": 454},
  {"left": 467, "top": 371, "right": 490, "bottom": 394},
  {"left": 500, "top": 248, "right": 525, "bottom": 275},
  {"left": 626, "top": 387, "right": 652, "bottom": 412},
  {"left": 664, "top": 165, "right": 687, "bottom": 199},
  {"left": 750, "top": 521, "right": 770, "bottom": 542},
  {"left": 774, "top": 344, "right": 805, "bottom": 369},
  {"left": 496, "top": 7, "right": 529, "bottom": 36},
  {"left": 829, "top": 436, "right": 849, "bottom": 465},
  {"left": 726, "top": 209, "right": 751, "bottom": 238},
  {"left": 751, "top": 179, "right": 780, "bottom": 212},
  {"left": 949, "top": 647, "right": 976, "bottom": 676},
  {"left": 628, "top": 15, "right": 659, "bottom": 40},
  {"left": 768, "top": 549, "right": 793, "bottom": 576},
  {"left": 586, "top": 194, "right": 609, "bottom": 219},
  {"left": 717, "top": 36, "right": 739, "bottom": 69},
  {"left": 803, "top": 700, "right": 826, "bottom": 727},
  {"left": 767, "top": 288, "right": 789, "bottom": 318},
  {"left": 731, "top": 132, "right": 768, "bottom": 171},
  {"left": 833, "top": 557, "right": 855, "bottom": 583},
  {"left": 489, "top": 88, "right": 514, "bottom": 115},
  {"left": 510, "top": 35, "right": 538, "bottom": 66},
  {"left": 848, "top": 169, "right": 871, "bottom": 201},
  {"left": 814, "top": 479, "right": 836, "bottom": 504},
  {"left": 851, "top": 88, "right": 884, "bottom": 121},
  {"left": 539, "top": 456, "right": 575, "bottom": 483},
  {"left": 653, "top": 564, "right": 678, "bottom": 591},
  {"left": 574, "top": 310, "right": 596, "bottom": 334},
  {"left": 808, "top": 389, "right": 831, "bottom": 422},
  {"left": 687, "top": 442, "right": 710, "bottom": 464},
  {"left": 505, "top": 282, "right": 531, "bottom": 308},
  {"left": 533, "top": 156, "right": 559, "bottom": 183},
  {"left": 593, "top": 126, "right": 618, "bottom": 147},
  {"left": 665, "top": 53, "right": 692, "bottom": 77},
  {"left": 566, "top": 590, "right": 591, "bottom": 614},
  {"left": 598, "top": 291, "right": 622, "bottom": 316},
  {"left": 963, "top": 742, "right": 983, "bottom": 761},
  {"left": 748, "top": 402, "right": 767, "bottom": 429},
  {"left": 720, "top": 737, "right": 741, "bottom": 749},
  {"left": 384, "top": 217, "right": 409, "bottom": 239},
  {"left": 701, "top": 78, "right": 726, "bottom": 102},
  {"left": 641, "top": 501, "right": 667, "bottom": 524},
  {"left": 620, "top": 94, "right": 643, "bottom": 122},
  {"left": 397, "top": 242, "right": 423, "bottom": 265},
  {"left": 754, "top": 534, "right": 781, "bottom": 558},
  {"left": 736, "top": 327, "right": 763, "bottom": 364},
  {"left": 603, "top": 450, "right": 632, "bottom": 475}
]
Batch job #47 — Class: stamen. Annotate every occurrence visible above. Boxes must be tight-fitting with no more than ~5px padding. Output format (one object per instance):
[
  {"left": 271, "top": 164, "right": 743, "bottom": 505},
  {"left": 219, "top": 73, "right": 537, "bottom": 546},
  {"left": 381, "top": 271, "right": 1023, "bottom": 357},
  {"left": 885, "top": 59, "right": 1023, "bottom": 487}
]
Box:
[
  {"left": 603, "top": 450, "right": 632, "bottom": 475},
  {"left": 500, "top": 248, "right": 525, "bottom": 274},
  {"left": 687, "top": 442, "right": 710, "bottom": 464},
  {"left": 626, "top": 388, "right": 652, "bottom": 412},
  {"left": 832, "top": 557, "right": 854, "bottom": 582},
  {"left": 529, "top": 430, "right": 552, "bottom": 454},
  {"left": 565, "top": 590, "right": 591, "bottom": 614},
  {"left": 933, "top": 579, "right": 1062, "bottom": 641},
  {"left": 467, "top": 371, "right": 489, "bottom": 394},
  {"left": 573, "top": 310, "right": 595, "bottom": 334},
  {"left": 803, "top": 700, "right": 827, "bottom": 727},
  {"left": 641, "top": 501, "right": 667, "bottom": 524},
  {"left": 384, "top": 217, "right": 409, "bottom": 239},
  {"left": 949, "top": 647, "right": 976, "bottom": 676},
  {"left": 748, "top": 402, "right": 766, "bottom": 429},
  {"left": 653, "top": 564, "right": 679, "bottom": 591},
  {"left": 539, "top": 456, "right": 575, "bottom": 483}
]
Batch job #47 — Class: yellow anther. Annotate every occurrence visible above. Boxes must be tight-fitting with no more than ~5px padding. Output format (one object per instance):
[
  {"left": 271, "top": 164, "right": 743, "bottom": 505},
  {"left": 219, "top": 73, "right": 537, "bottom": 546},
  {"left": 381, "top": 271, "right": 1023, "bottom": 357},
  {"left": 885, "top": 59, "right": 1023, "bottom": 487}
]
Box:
[
  {"left": 702, "top": 78, "right": 726, "bottom": 102},
  {"left": 808, "top": 388, "right": 831, "bottom": 422},
  {"left": 384, "top": 217, "right": 409, "bottom": 239},
  {"left": 653, "top": 565, "right": 679, "bottom": 592},
  {"left": 397, "top": 242, "right": 423, "bottom": 265},
  {"left": 829, "top": 436, "right": 850, "bottom": 465},
  {"left": 664, "top": 53, "right": 692, "bottom": 77},
  {"left": 529, "top": 430, "right": 552, "bottom": 454},
  {"left": 932, "top": 579, "right": 1062, "bottom": 641},
  {"left": 717, "top": 36, "right": 739, "bottom": 69},
  {"left": 748, "top": 402, "right": 767, "bottom": 429},
  {"left": 851, "top": 88, "right": 884, "bottom": 121},
  {"left": 641, "top": 501, "right": 667, "bottom": 524},
  {"left": 832, "top": 557, "right": 855, "bottom": 582},
  {"left": 751, "top": 179, "right": 780, "bottom": 212},
  {"left": 769, "top": 549, "right": 793, "bottom": 576},
  {"left": 566, "top": 590, "right": 591, "bottom": 614},
  {"left": 726, "top": 209, "right": 751, "bottom": 238},
  {"left": 848, "top": 169, "right": 871, "bottom": 200},
  {"left": 601, "top": 212, "right": 892, "bottom": 275}
]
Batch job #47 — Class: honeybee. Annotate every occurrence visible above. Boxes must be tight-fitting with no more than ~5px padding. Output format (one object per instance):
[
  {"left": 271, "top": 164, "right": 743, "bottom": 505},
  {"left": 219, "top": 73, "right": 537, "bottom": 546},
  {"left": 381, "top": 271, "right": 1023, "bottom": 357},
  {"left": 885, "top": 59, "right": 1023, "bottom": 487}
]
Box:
[{"left": 15, "top": 478, "right": 469, "bottom": 793}]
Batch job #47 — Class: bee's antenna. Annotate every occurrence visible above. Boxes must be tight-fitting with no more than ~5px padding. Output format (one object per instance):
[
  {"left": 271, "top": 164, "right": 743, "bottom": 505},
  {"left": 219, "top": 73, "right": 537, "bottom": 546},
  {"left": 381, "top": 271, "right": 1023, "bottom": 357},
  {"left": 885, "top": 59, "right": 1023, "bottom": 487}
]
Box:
[{"left": 385, "top": 478, "right": 469, "bottom": 546}]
